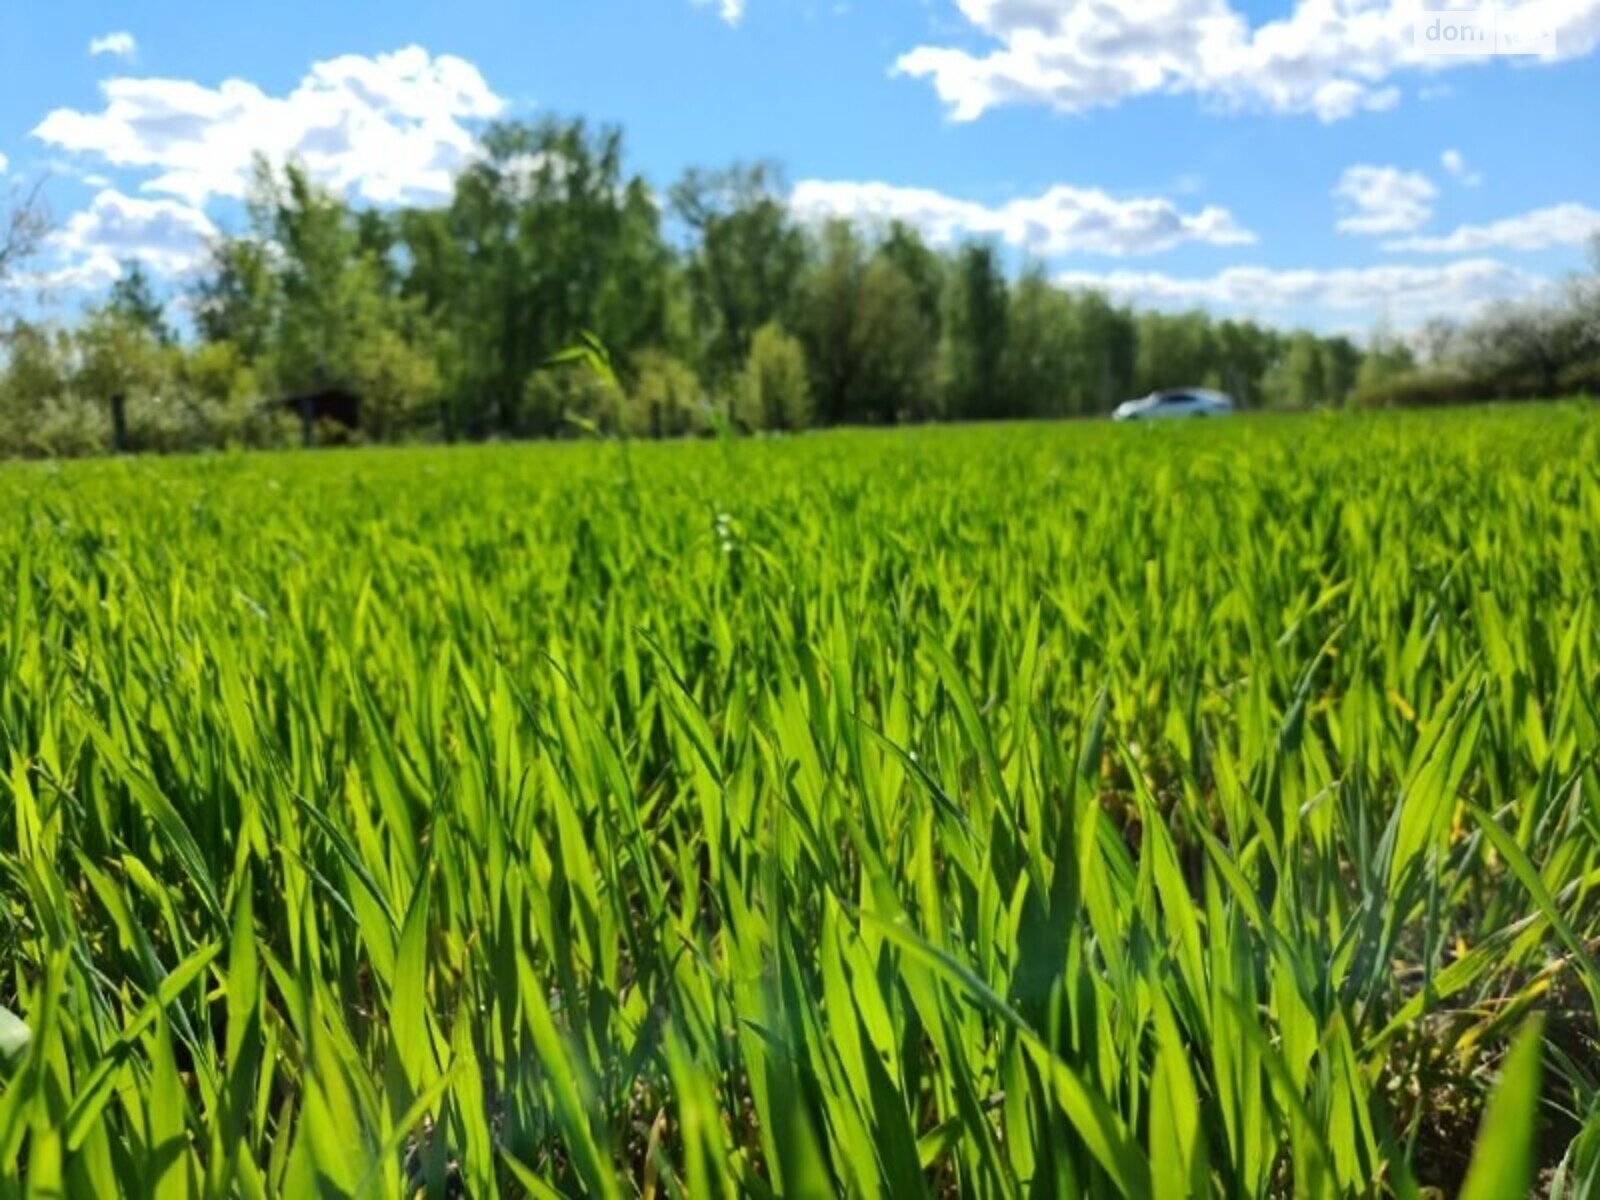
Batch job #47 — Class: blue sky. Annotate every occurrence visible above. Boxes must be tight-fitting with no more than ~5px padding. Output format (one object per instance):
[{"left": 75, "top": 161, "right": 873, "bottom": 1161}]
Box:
[{"left": 1, "top": 0, "right": 1596, "bottom": 331}]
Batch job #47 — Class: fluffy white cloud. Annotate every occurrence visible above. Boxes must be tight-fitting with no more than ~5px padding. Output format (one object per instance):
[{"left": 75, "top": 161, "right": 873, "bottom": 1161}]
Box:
[
  {"left": 33, "top": 45, "right": 505, "bottom": 206},
  {"left": 1334, "top": 165, "right": 1436, "bottom": 234},
  {"left": 40, "top": 188, "right": 217, "bottom": 290},
  {"left": 1384, "top": 203, "right": 1600, "bottom": 253},
  {"left": 0, "top": 152, "right": 8, "bottom": 176},
  {"left": 1055, "top": 258, "right": 1545, "bottom": 325},
  {"left": 790, "top": 179, "right": 1254, "bottom": 256},
  {"left": 1440, "top": 149, "right": 1482, "bottom": 186},
  {"left": 896, "top": 0, "right": 1600, "bottom": 122},
  {"left": 89, "top": 31, "right": 137, "bottom": 59}
]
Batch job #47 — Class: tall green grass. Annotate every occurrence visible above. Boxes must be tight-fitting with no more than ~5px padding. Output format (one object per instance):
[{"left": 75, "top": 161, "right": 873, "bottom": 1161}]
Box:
[{"left": 2, "top": 405, "right": 1598, "bottom": 1196}]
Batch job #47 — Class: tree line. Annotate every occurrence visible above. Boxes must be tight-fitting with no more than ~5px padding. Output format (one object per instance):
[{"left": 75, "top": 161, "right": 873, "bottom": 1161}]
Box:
[{"left": 1, "top": 118, "right": 1595, "bottom": 457}]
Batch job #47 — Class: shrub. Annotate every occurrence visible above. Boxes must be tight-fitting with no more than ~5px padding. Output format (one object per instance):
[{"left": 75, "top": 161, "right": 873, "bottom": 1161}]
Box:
[
  {"left": 350, "top": 327, "right": 443, "bottom": 441},
  {"left": 734, "top": 323, "right": 812, "bottom": 432},
  {"left": 522, "top": 364, "right": 628, "bottom": 436},
  {"left": 626, "top": 351, "right": 710, "bottom": 438},
  {"left": 1351, "top": 370, "right": 1550, "bottom": 409},
  {"left": 7, "top": 396, "right": 110, "bottom": 458},
  {"left": 1558, "top": 357, "right": 1600, "bottom": 396}
]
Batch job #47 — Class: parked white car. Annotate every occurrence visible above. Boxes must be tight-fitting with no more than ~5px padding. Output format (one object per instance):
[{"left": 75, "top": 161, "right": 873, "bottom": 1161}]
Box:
[{"left": 1113, "top": 389, "right": 1236, "bottom": 421}]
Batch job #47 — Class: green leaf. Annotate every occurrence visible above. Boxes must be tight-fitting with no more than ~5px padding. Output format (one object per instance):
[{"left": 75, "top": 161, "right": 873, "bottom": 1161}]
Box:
[{"left": 1458, "top": 1015, "right": 1545, "bottom": 1200}]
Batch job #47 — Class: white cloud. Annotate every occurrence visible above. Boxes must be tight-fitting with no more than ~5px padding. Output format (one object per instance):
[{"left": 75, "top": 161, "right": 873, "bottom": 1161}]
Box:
[
  {"left": 1334, "top": 165, "right": 1437, "bottom": 234},
  {"left": 896, "top": 0, "right": 1600, "bottom": 122},
  {"left": 790, "top": 179, "right": 1254, "bottom": 256},
  {"left": 0, "top": 152, "right": 8, "bottom": 176},
  {"left": 1055, "top": 258, "right": 1546, "bottom": 326},
  {"left": 1440, "top": 149, "right": 1482, "bottom": 186},
  {"left": 89, "top": 32, "right": 137, "bottom": 59},
  {"left": 39, "top": 188, "right": 217, "bottom": 290},
  {"left": 33, "top": 45, "right": 505, "bottom": 206},
  {"left": 695, "top": 0, "right": 746, "bottom": 24},
  {"left": 1384, "top": 203, "right": 1600, "bottom": 252}
]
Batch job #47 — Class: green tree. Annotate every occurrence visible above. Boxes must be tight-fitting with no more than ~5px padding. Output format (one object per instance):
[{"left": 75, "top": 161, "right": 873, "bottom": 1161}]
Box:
[
  {"left": 522, "top": 363, "right": 628, "bottom": 436},
  {"left": 627, "top": 351, "right": 708, "bottom": 438},
  {"left": 1001, "top": 269, "right": 1077, "bottom": 419},
  {"left": 1320, "top": 335, "right": 1361, "bottom": 405},
  {"left": 1135, "top": 311, "right": 1218, "bottom": 397},
  {"left": 1058, "top": 288, "right": 1137, "bottom": 414},
  {"left": 595, "top": 178, "right": 682, "bottom": 368},
  {"left": 853, "top": 254, "right": 936, "bottom": 423},
  {"left": 734, "top": 323, "right": 812, "bottom": 432},
  {"left": 0, "top": 322, "right": 70, "bottom": 410},
  {"left": 179, "top": 340, "right": 258, "bottom": 407},
  {"left": 1213, "top": 319, "right": 1279, "bottom": 409},
  {"left": 75, "top": 304, "right": 170, "bottom": 450},
  {"left": 192, "top": 235, "right": 279, "bottom": 362},
  {"left": 225, "top": 159, "right": 443, "bottom": 439},
  {"left": 798, "top": 220, "right": 867, "bottom": 424},
  {"left": 878, "top": 221, "right": 944, "bottom": 337},
  {"left": 1276, "top": 332, "right": 1329, "bottom": 408},
  {"left": 1354, "top": 332, "right": 1418, "bottom": 404},
  {"left": 938, "top": 243, "right": 1008, "bottom": 421},
  {"left": 250, "top": 160, "right": 377, "bottom": 397},
  {"left": 350, "top": 326, "right": 442, "bottom": 441},
  {"left": 672, "top": 163, "right": 807, "bottom": 383},
  {"left": 108, "top": 262, "right": 172, "bottom": 346},
  {"left": 425, "top": 119, "right": 670, "bottom": 436},
  {"left": 0, "top": 323, "right": 107, "bottom": 457},
  {"left": 75, "top": 309, "right": 166, "bottom": 408}
]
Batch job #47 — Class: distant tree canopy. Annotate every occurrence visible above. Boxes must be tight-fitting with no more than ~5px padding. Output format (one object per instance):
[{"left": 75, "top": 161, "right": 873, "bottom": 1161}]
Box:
[{"left": 2, "top": 122, "right": 1596, "bottom": 458}]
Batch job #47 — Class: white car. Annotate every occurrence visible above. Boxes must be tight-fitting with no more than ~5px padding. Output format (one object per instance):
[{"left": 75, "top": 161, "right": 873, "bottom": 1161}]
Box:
[{"left": 1113, "top": 388, "right": 1236, "bottom": 421}]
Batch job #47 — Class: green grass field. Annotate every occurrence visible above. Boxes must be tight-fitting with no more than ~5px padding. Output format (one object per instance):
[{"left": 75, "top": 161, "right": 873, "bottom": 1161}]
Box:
[{"left": 2, "top": 405, "right": 1599, "bottom": 1197}]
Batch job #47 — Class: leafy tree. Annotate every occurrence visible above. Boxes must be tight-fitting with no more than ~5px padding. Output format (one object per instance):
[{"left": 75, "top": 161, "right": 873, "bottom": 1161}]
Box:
[
  {"left": 75, "top": 308, "right": 167, "bottom": 411},
  {"left": 430, "top": 119, "right": 667, "bottom": 436},
  {"left": 522, "top": 364, "right": 628, "bottom": 437},
  {"left": 877, "top": 221, "right": 944, "bottom": 336},
  {"left": 1466, "top": 300, "right": 1581, "bottom": 394},
  {"left": 0, "top": 323, "right": 107, "bottom": 457},
  {"left": 1355, "top": 332, "right": 1417, "bottom": 398},
  {"left": 108, "top": 262, "right": 172, "bottom": 346},
  {"left": 192, "top": 235, "right": 279, "bottom": 363},
  {"left": 0, "top": 323, "right": 70, "bottom": 409},
  {"left": 350, "top": 326, "right": 442, "bottom": 441},
  {"left": 1060, "top": 288, "right": 1137, "bottom": 414},
  {"left": 249, "top": 160, "right": 373, "bottom": 397},
  {"left": 938, "top": 243, "right": 1008, "bottom": 421},
  {"left": 74, "top": 304, "right": 171, "bottom": 450},
  {"left": 1212, "top": 319, "right": 1279, "bottom": 409},
  {"left": 179, "top": 341, "right": 256, "bottom": 403},
  {"left": 1274, "top": 332, "right": 1330, "bottom": 408},
  {"left": 216, "top": 159, "right": 443, "bottom": 438},
  {"left": 672, "top": 163, "right": 806, "bottom": 382},
  {"left": 734, "top": 323, "right": 812, "bottom": 432},
  {"left": 1320, "top": 335, "right": 1361, "bottom": 404},
  {"left": 628, "top": 350, "right": 708, "bottom": 438},
  {"left": 853, "top": 254, "right": 936, "bottom": 423},
  {"left": 798, "top": 220, "right": 867, "bottom": 424},
  {"left": 595, "top": 178, "right": 682, "bottom": 369},
  {"left": 1001, "top": 269, "right": 1078, "bottom": 419},
  {"left": 1135, "top": 311, "right": 1218, "bottom": 397}
]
